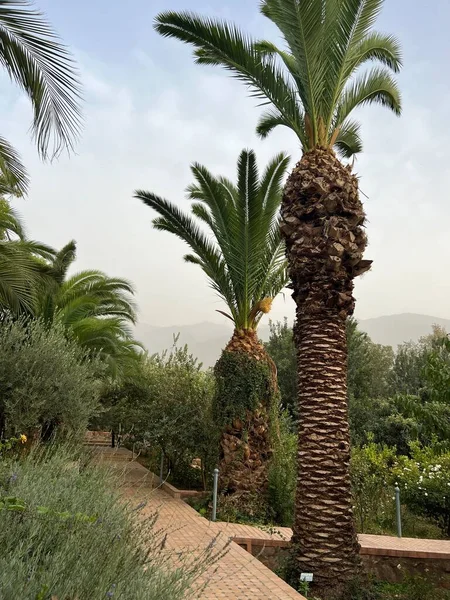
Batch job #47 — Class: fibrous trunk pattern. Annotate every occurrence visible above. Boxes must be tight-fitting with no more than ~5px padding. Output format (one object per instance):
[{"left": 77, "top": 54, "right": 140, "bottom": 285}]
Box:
[
  {"left": 214, "top": 329, "right": 277, "bottom": 514},
  {"left": 280, "top": 148, "right": 367, "bottom": 596}
]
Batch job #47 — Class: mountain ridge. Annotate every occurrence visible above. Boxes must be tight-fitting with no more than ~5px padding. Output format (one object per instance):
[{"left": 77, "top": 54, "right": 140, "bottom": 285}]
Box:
[{"left": 134, "top": 313, "right": 450, "bottom": 368}]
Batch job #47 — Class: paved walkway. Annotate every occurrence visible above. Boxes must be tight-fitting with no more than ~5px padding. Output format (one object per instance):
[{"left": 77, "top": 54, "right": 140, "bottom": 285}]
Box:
[
  {"left": 95, "top": 446, "right": 305, "bottom": 599},
  {"left": 93, "top": 445, "right": 450, "bottom": 598}
]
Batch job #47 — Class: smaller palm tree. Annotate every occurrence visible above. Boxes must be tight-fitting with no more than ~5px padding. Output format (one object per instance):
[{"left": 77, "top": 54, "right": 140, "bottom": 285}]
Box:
[
  {"left": 37, "top": 241, "right": 141, "bottom": 379},
  {"left": 136, "top": 149, "right": 290, "bottom": 502}
]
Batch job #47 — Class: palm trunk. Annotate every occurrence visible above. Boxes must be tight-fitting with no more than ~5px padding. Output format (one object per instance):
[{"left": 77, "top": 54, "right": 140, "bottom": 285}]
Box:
[
  {"left": 214, "top": 328, "right": 278, "bottom": 517},
  {"left": 292, "top": 311, "right": 360, "bottom": 592},
  {"left": 281, "top": 148, "right": 368, "bottom": 596}
]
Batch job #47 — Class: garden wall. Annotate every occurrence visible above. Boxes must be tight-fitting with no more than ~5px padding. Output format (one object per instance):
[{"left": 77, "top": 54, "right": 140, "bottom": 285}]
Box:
[{"left": 233, "top": 537, "right": 450, "bottom": 588}]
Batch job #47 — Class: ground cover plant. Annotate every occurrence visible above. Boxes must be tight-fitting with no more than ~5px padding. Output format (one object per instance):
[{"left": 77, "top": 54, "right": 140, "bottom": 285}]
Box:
[{"left": 0, "top": 443, "right": 211, "bottom": 599}]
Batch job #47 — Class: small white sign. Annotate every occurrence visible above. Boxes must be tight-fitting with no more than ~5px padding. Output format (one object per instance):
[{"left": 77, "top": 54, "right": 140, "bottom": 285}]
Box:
[{"left": 300, "top": 573, "right": 314, "bottom": 582}]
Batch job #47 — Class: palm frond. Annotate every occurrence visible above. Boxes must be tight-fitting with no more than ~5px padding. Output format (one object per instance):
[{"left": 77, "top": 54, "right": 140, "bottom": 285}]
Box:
[
  {"left": 335, "top": 66, "right": 401, "bottom": 126},
  {"left": 345, "top": 32, "right": 402, "bottom": 76},
  {"left": 0, "top": 0, "right": 82, "bottom": 158},
  {"left": 156, "top": 1, "right": 401, "bottom": 155},
  {"left": 48, "top": 239, "right": 76, "bottom": 284},
  {"left": 334, "top": 119, "right": 363, "bottom": 158},
  {"left": 0, "top": 136, "right": 28, "bottom": 195},
  {"left": 260, "top": 0, "right": 325, "bottom": 121},
  {"left": 137, "top": 150, "right": 289, "bottom": 330},
  {"left": 154, "top": 11, "right": 305, "bottom": 144},
  {"left": 136, "top": 189, "right": 236, "bottom": 312},
  {"left": 256, "top": 107, "right": 305, "bottom": 140}
]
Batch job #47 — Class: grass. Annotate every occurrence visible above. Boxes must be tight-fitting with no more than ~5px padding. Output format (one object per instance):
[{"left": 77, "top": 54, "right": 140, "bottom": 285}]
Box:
[{"left": 0, "top": 443, "right": 213, "bottom": 599}]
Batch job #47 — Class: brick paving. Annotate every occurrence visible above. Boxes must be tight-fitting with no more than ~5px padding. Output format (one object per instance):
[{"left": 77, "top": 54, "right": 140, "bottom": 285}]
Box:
[
  {"left": 93, "top": 444, "right": 450, "bottom": 598},
  {"left": 94, "top": 446, "right": 305, "bottom": 599}
]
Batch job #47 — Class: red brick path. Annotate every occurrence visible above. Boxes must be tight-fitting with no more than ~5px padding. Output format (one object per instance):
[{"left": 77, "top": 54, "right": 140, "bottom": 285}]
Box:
[{"left": 94, "top": 445, "right": 450, "bottom": 598}]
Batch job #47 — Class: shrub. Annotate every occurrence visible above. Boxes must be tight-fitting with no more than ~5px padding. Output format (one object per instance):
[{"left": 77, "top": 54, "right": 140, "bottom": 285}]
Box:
[
  {"left": 351, "top": 440, "right": 397, "bottom": 533},
  {"left": 268, "top": 411, "right": 296, "bottom": 525},
  {"left": 0, "top": 444, "right": 207, "bottom": 599},
  {"left": 394, "top": 441, "right": 450, "bottom": 537},
  {"left": 100, "top": 343, "right": 220, "bottom": 490},
  {"left": 0, "top": 319, "right": 101, "bottom": 438}
]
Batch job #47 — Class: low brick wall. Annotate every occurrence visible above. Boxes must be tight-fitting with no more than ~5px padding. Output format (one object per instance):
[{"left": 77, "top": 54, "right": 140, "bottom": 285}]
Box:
[
  {"left": 362, "top": 554, "right": 450, "bottom": 588},
  {"left": 233, "top": 537, "right": 450, "bottom": 587}
]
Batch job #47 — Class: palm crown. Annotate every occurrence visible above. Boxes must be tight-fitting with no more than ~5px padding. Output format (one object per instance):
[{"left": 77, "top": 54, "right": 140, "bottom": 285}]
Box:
[
  {"left": 155, "top": 0, "right": 401, "bottom": 157},
  {"left": 37, "top": 241, "right": 141, "bottom": 378},
  {"left": 136, "top": 149, "right": 290, "bottom": 330}
]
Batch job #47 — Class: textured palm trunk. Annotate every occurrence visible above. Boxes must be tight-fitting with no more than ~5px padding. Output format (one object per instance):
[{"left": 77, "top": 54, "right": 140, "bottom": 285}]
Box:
[
  {"left": 281, "top": 148, "right": 369, "bottom": 596},
  {"left": 214, "top": 329, "right": 277, "bottom": 515}
]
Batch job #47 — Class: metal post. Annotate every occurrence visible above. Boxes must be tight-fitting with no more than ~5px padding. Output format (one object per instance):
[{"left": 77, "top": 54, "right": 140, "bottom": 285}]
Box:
[
  {"left": 395, "top": 485, "right": 402, "bottom": 538},
  {"left": 212, "top": 468, "right": 219, "bottom": 522},
  {"left": 159, "top": 451, "right": 164, "bottom": 482}
]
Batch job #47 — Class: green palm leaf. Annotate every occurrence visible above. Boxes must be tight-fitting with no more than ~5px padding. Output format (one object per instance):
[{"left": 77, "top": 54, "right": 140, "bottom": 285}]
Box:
[
  {"left": 0, "top": 0, "right": 82, "bottom": 159},
  {"left": 0, "top": 200, "right": 55, "bottom": 315},
  {"left": 34, "top": 240, "right": 138, "bottom": 378},
  {"left": 0, "top": 137, "right": 29, "bottom": 196},
  {"left": 155, "top": 0, "right": 402, "bottom": 157},
  {"left": 136, "top": 150, "right": 290, "bottom": 330}
]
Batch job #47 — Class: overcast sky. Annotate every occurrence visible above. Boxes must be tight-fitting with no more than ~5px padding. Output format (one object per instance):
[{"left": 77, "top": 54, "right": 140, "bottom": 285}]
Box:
[{"left": 1, "top": 0, "right": 449, "bottom": 328}]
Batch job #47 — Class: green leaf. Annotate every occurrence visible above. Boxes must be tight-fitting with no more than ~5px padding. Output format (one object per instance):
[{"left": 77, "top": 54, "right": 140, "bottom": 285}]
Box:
[
  {"left": 0, "top": 0, "right": 82, "bottom": 159},
  {"left": 137, "top": 150, "right": 289, "bottom": 330}
]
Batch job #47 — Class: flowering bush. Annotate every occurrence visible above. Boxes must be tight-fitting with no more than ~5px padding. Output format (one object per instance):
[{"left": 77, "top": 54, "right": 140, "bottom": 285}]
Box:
[{"left": 394, "top": 441, "right": 450, "bottom": 536}]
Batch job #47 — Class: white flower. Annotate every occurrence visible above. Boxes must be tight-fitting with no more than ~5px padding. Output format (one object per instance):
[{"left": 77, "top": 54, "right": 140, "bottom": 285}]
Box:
[{"left": 425, "top": 492, "right": 428, "bottom": 496}]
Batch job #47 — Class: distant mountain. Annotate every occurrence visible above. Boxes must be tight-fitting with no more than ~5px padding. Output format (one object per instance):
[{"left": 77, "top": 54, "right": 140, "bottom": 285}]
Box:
[
  {"left": 134, "top": 321, "right": 270, "bottom": 368},
  {"left": 357, "top": 313, "right": 450, "bottom": 348},
  {"left": 135, "top": 313, "right": 450, "bottom": 367}
]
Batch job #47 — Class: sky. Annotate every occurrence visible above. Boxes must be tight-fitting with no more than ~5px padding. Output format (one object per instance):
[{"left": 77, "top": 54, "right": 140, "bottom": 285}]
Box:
[{"left": 1, "top": 0, "right": 450, "bottom": 328}]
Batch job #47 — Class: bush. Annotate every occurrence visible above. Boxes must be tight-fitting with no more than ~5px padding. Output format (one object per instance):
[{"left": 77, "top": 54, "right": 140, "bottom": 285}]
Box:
[
  {"left": 350, "top": 440, "right": 442, "bottom": 538},
  {"left": 394, "top": 441, "right": 450, "bottom": 537},
  {"left": 0, "top": 319, "right": 101, "bottom": 439},
  {"left": 0, "top": 444, "right": 207, "bottom": 599},
  {"left": 351, "top": 440, "right": 397, "bottom": 533},
  {"left": 100, "top": 343, "right": 220, "bottom": 490},
  {"left": 268, "top": 411, "right": 296, "bottom": 525}
]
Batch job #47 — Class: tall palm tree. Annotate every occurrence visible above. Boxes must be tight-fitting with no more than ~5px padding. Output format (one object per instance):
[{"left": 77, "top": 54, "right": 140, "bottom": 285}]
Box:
[
  {"left": 37, "top": 241, "right": 141, "bottom": 379},
  {"left": 154, "top": 1, "right": 402, "bottom": 593},
  {"left": 136, "top": 149, "right": 290, "bottom": 505},
  {"left": 0, "top": 0, "right": 82, "bottom": 192},
  {"left": 0, "top": 198, "right": 54, "bottom": 316}
]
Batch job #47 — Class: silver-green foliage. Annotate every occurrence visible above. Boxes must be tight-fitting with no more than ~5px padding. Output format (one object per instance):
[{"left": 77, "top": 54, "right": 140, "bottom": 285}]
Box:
[
  {"left": 0, "top": 445, "right": 201, "bottom": 599},
  {"left": 0, "top": 318, "right": 100, "bottom": 436}
]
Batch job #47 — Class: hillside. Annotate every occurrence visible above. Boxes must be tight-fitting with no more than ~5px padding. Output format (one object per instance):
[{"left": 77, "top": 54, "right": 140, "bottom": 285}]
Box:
[
  {"left": 135, "top": 313, "right": 450, "bottom": 368},
  {"left": 358, "top": 313, "right": 450, "bottom": 348}
]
